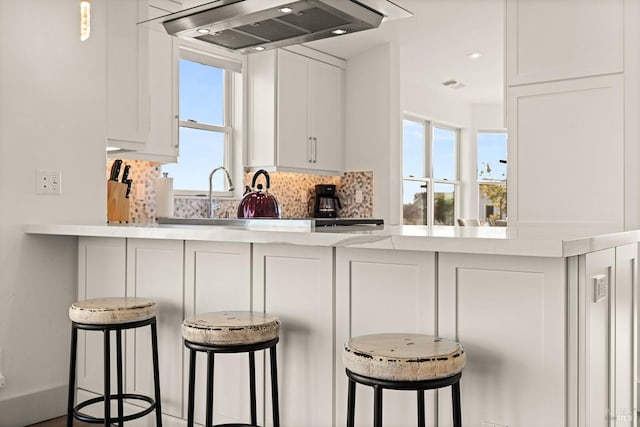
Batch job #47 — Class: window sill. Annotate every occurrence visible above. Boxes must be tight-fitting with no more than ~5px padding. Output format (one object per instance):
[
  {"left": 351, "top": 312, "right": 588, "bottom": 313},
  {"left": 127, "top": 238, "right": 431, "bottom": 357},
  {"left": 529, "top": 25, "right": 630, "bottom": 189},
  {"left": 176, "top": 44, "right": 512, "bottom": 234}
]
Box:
[{"left": 175, "top": 191, "right": 236, "bottom": 199}]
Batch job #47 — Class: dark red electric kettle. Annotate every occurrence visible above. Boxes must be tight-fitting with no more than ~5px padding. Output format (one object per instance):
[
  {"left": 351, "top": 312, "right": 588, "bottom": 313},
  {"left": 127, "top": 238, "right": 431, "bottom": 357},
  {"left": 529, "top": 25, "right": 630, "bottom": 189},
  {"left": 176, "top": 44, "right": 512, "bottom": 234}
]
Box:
[{"left": 237, "top": 169, "right": 282, "bottom": 218}]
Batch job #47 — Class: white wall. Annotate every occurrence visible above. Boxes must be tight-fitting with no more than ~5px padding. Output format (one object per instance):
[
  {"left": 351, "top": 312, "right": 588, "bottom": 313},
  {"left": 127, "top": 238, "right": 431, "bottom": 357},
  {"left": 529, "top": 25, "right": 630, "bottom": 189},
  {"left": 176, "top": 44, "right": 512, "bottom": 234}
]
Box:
[
  {"left": 0, "top": 1, "right": 107, "bottom": 424},
  {"left": 344, "top": 43, "right": 402, "bottom": 225}
]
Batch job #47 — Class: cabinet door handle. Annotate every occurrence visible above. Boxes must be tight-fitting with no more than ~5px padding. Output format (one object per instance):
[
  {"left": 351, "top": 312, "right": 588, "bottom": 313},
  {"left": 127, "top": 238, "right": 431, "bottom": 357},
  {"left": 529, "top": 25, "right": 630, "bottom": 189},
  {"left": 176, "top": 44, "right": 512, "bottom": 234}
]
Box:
[
  {"left": 308, "top": 137, "right": 313, "bottom": 163},
  {"left": 313, "top": 137, "right": 318, "bottom": 163}
]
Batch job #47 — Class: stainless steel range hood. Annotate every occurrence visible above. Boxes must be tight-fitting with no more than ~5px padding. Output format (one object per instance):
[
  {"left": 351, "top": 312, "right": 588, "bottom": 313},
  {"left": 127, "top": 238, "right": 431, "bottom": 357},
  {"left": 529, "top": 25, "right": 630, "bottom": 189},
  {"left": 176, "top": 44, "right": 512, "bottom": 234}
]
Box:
[{"left": 150, "top": 0, "right": 385, "bottom": 54}]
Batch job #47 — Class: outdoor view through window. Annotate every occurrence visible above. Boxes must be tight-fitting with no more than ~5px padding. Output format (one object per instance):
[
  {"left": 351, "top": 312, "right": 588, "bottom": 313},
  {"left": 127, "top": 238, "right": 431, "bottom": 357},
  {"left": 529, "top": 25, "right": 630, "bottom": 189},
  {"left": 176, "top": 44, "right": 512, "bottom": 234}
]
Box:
[
  {"left": 162, "top": 58, "right": 228, "bottom": 193},
  {"left": 402, "top": 118, "right": 458, "bottom": 225},
  {"left": 477, "top": 132, "right": 507, "bottom": 223}
]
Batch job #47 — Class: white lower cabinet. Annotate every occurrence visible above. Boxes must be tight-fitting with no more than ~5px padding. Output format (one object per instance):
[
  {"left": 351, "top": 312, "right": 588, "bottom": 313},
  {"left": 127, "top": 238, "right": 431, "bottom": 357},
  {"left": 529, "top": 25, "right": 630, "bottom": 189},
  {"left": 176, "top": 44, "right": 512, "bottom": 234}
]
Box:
[
  {"left": 335, "top": 248, "right": 437, "bottom": 427},
  {"left": 183, "top": 241, "right": 252, "bottom": 426},
  {"left": 438, "top": 253, "right": 566, "bottom": 427},
  {"left": 77, "top": 237, "right": 127, "bottom": 394},
  {"left": 77, "top": 238, "right": 636, "bottom": 427},
  {"left": 125, "top": 239, "right": 184, "bottom": 419},
  {"left": 252, "top": 244, "right": 334, "bottom": 427}
]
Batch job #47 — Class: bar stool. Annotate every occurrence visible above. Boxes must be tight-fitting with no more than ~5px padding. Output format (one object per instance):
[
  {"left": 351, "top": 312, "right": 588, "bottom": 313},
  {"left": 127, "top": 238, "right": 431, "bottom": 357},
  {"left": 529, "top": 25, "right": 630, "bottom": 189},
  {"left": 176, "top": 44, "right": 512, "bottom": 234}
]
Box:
[
  {"left": 182, "top": 311, "right": 281, "bottom": 427},
  {"left": 343, "top": 333, "right": 465, "bottom": 427},
  {"left": 67, "top": 297, "right": 162, "bottom": 427}
]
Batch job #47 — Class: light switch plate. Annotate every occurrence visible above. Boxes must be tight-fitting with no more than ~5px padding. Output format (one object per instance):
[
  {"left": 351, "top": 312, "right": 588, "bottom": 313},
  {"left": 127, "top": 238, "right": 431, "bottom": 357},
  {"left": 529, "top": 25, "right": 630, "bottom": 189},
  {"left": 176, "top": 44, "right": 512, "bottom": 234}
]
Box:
[{"left": 593, "top": 274, "right": 607, "bottom": 303}]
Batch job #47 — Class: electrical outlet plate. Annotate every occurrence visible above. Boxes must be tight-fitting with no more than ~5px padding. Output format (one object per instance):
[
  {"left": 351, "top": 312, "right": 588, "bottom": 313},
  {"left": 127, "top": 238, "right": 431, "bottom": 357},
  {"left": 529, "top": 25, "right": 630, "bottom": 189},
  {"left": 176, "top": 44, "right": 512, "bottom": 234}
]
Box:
[
  {"left": 593, "top": 274, "right": 607, "bottom": 303},
  {"left": 36, "top": 169, "right": 61, "bottom": 195}
]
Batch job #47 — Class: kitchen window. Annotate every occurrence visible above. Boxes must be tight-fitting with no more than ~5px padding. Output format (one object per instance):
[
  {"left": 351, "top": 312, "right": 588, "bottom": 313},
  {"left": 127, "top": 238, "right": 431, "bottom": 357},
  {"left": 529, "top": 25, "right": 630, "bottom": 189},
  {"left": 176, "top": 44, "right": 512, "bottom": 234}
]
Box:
[
  {"left": 402, "top": 117, "right": 459, "bottom": 225},
  {"left": 477, "top": 131, "right": 507, "bottom": 223},
  {"left": 162, "top": 45, "right": 241, "bottom": 196}
]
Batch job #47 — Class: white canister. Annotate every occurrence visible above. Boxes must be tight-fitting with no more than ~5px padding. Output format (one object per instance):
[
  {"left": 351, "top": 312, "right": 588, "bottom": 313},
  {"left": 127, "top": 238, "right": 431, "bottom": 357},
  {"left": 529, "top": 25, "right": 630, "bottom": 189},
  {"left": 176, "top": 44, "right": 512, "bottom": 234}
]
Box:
[{"left": 155, "top": 172, "right": 174, "bottom": 218}]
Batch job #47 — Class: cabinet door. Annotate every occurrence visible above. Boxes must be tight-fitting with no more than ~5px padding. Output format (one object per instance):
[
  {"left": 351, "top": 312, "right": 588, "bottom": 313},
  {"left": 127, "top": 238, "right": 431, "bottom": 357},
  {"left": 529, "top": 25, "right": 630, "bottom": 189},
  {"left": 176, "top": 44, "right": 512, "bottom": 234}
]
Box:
[
  {"left": 106, "top": 0, "right": 149, "bottom": 149},
  {"left": 123, "top": 2, "right": 179, "bottom": 162},
  {"left": 507, "top": 74, "right": 623, "bottom": 230},
  {"left": 506, "top": 0, "right": 623, "bottom": 86},
  {"left": 184, "top": 241, "right": 252, "bottom": 426},
  {"left": 277, "top": 50, "right": 311, "bottom": 169},
  {"left": 335, "top": 248, "right": 436, "bottom": 427},
  {"left": 77, "top": 237, "right": 127, "bottom": 394},
  {"left": 309, "top": 61, "right": 342, "bottom": 173},
  {"left": 125, "top": 238, "right": 184, "bottom": 418},
  {"left": 253, "top": 244, "right": 334, "bottom": 427},
  {"left": 438, "top": 253, "right": 566, "bottom": 427}
]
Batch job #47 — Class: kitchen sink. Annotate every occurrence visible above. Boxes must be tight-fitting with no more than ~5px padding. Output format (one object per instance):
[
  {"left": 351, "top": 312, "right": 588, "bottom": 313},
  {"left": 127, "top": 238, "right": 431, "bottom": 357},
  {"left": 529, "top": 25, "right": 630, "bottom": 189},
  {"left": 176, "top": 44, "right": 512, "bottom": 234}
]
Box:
[{"left": 157, "top": 217, "right": 384, "bottom": 231}]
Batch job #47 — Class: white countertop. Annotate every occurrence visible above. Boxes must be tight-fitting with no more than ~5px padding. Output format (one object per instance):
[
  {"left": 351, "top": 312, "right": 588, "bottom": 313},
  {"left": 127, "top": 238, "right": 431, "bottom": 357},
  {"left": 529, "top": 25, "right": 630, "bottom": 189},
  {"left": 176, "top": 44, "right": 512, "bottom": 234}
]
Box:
[{"left": 23, "top": 223, "right": 640, "bottom": 258}]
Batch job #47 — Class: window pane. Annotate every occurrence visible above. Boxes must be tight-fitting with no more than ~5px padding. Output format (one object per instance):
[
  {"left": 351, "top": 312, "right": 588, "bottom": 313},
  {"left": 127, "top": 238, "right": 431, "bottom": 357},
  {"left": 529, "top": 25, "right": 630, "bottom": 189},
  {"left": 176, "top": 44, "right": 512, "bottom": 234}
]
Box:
[
  {"left": 179, "top": 59, "right": 224, "bottom": 126},
  {"left": 163, "top": 128, "right": 225, "bottom": 191},
  {"left": 432, "top": 127, "right": 456, "bottom": 180},
  {"left": 479, "top": 183, "right": 507, "bottom": 222},
  {"left": 434, "top": 183, "right": 455, "bottom": 225},
  {"left": 402, "top": 119, "right": 425, "bottom": 177},
  {"left": 477, "top": 132, "right": 507, "bottom": 180},
  {"left": 403, "top": 180, "right": 428, "bottom": 225}
]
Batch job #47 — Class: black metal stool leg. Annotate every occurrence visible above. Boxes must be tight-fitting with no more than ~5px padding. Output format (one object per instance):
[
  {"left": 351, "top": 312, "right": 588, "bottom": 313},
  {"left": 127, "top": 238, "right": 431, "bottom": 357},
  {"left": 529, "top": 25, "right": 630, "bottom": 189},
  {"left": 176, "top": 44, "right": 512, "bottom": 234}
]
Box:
[
  {"left": 417, "top": 389, "right": 425, "bottom": 427},
  {"left": 346, "top": 378, "right": 356, "bottom": 427},
  {"left": 269, "top": 346, "right": 280, "bottom": 427},
  {"left": 116, "top": 330, "right": 124, "bottom": 426},
  {"left": 452, "top": 380, "right": 462, "bottom": 427},
  {"left": 373, "top": 385, "right": 383, "bottom": 427},
  {"left": 150, "top": 319, "right": 163, "bottom": 426},
  {"left": 206, "top": 351, "right": 215, "bottom": 427},
  {"left": 187, "top": 349, "right": 196, "bottom": 427},
  {"left": 249, "top": 351, "right": 257, "bottom": 425},
  {"left": 104, "top": 330, "right": 111, "bottom": 427},
  {"left": 66, "top": 325, "right": 78, "bottom": 427}
]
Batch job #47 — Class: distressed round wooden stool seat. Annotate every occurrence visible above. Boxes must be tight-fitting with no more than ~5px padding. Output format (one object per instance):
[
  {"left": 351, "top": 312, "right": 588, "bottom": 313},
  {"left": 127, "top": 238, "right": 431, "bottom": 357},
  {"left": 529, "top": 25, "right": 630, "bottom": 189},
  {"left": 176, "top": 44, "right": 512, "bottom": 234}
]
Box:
[
  {"left": 183, "top": 311, "right": 282, "bottom": 427},
  {"left": 69, "top": 297, "right": 156, "bottom": 325},
  {"left": 343, "top": 333, "right": 465, "bottom": 427},
  {"left": 343, "top": 333, "right": 466, "bottom": 382},
  {"left": 182, "top": 311, "right": 280, "bottom": 345}
]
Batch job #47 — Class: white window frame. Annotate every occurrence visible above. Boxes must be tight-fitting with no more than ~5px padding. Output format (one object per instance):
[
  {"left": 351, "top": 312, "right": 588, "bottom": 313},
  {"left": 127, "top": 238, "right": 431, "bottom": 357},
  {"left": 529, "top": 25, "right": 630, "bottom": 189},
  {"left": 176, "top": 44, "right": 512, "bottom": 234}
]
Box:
[
  {"left": 402, "top": 115, "right": 461, "bottom": 225},
  {"left": 476, "top": 130, "right": 508, "bottom": 222},
  {"left": 172, "top": 43, "right": 240, "bottom": 197}
]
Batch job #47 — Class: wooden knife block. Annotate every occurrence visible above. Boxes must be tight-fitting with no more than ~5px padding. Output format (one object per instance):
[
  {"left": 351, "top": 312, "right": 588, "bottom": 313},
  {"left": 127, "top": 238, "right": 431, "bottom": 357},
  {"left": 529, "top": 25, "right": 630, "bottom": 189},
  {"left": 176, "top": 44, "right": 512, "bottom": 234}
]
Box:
[{"left": 107, "top": 181, "right": 130, "bottom": 223}]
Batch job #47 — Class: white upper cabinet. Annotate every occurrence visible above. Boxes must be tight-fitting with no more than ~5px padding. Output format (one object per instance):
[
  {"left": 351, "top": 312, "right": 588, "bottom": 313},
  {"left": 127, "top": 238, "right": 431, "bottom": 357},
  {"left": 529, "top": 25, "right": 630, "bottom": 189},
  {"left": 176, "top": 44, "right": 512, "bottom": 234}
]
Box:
[
  {"left": 246, "top": 49, "right": 344, "bottom": 175},
  {"left": 106, "top": 0, "right": 150, "bottom": 150},
  {"left": 506, "top": 0, "right": 624, "bottom": 86},
  {"left": 123, "top": 1, "right": 180, "bottom": 162}
]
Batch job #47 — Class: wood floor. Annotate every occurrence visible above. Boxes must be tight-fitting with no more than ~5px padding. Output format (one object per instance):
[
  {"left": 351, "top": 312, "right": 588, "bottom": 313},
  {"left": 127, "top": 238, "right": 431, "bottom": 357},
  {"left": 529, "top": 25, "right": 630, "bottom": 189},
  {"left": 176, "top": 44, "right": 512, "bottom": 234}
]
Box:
[{"left": 25, "top": 416, "right": 99, "bottom": 427}]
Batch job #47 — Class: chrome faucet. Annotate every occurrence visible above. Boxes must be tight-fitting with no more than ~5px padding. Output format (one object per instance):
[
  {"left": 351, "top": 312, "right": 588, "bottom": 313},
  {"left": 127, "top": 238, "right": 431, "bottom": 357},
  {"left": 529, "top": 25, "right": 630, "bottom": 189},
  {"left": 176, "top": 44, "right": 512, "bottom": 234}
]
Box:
[{"left": 208, "top": 166, "right": 235, "bottom": 217}]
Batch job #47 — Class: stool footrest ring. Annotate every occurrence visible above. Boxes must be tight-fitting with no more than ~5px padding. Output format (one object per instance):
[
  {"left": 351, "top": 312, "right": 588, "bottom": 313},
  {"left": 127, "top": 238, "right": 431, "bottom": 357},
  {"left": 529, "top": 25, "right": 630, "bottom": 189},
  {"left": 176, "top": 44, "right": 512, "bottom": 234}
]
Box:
[{"left": 73, "top": 393, "right": 157, "bottom": 424}]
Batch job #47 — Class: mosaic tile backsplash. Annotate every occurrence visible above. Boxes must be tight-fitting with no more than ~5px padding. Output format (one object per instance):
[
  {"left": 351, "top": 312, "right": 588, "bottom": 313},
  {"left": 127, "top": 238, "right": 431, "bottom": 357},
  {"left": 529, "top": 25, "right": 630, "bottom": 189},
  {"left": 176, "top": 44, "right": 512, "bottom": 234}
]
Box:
[{"left": 107, "top": 159, "right": 373, "bottom": 222}]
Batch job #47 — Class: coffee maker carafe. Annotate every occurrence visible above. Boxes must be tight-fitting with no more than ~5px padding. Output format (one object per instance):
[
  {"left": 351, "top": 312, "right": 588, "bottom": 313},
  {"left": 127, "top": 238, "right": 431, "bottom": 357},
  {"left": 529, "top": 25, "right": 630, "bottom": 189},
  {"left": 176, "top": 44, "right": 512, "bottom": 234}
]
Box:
[{"left": 313, "top": 184, "right": 341, "bottom": 218}]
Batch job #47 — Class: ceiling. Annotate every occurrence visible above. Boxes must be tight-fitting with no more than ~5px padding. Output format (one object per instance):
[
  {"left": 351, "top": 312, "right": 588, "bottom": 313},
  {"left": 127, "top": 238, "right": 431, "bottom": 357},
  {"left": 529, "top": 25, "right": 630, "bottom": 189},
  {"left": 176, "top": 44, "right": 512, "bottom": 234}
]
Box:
[{"left": 303, "top": 0, "right": 505, "bottom": 105}]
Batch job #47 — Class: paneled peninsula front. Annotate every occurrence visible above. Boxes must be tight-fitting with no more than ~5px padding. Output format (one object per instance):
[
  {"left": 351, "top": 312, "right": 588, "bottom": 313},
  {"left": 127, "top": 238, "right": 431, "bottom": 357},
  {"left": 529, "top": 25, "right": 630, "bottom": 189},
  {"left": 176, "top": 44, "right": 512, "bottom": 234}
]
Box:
[{"left": 24, "top": 223, "right": 639, "bottom": 427}]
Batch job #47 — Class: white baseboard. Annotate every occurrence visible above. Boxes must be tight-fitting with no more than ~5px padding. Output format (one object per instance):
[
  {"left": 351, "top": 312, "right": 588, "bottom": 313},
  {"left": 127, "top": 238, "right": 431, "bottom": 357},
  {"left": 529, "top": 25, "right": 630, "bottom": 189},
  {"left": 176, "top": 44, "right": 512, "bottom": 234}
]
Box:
[{"left": 0, "top": 384, "right": 67, "bottom": 427}]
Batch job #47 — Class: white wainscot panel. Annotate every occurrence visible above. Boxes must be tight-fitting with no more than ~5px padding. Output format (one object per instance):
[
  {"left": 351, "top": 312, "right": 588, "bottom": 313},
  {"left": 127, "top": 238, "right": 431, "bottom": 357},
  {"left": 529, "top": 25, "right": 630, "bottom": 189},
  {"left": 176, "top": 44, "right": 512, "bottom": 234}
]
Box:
[
  {"left": 438, "top": 254, "right": 565, "bottom": 427},
  {"left": 253, "top": 244, "right": 334, "bottom": 427},
  {"left": 184, "top": 241, "right": 252, "bottom": 426},
  {"left": 336, "top": 249, "right": 436, "bottom": 427}
]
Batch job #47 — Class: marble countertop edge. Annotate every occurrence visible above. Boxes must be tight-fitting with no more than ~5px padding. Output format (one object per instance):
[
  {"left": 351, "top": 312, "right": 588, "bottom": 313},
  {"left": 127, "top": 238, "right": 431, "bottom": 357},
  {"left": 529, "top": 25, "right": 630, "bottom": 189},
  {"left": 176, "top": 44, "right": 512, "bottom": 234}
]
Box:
[{"left": 22, "top": 223, "right": 640, "bottom": 258}]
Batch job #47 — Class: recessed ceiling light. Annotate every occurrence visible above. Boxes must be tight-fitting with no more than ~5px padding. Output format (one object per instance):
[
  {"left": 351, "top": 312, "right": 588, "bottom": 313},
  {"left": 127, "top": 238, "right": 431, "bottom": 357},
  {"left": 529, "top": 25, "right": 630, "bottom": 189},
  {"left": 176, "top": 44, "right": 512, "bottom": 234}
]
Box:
[
  {"left": 254, "top": 46, "right": 266, "bottom": 51},
  {"left": 279, "top": 7, "right": 293, "bottom": 13},
  {"left": 468, "top": 52, "right": 482, "bottom": 60},
  {"left": 332, "top": 29, "right": 347, "bottom": 35},
  {"left": 197, "top": 28, "right": 210, "bottom": 34}
]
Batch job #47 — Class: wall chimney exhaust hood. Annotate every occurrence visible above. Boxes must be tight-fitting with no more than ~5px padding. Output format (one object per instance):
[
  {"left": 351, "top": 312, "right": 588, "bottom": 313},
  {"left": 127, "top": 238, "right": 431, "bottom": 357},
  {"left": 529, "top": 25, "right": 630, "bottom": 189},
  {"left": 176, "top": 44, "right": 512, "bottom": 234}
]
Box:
[{"left": 148, "top": 0, "right": 385, "bottom": 54}]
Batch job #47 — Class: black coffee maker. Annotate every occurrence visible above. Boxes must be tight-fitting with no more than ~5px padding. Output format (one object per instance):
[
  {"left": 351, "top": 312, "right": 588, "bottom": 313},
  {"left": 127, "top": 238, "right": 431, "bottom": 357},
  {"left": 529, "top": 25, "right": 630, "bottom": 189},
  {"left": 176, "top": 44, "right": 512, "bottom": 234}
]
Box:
[{"left": 313, "top": 184, "right": 342, "bottom": 218}]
